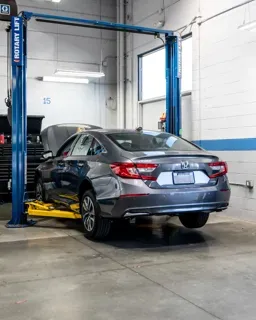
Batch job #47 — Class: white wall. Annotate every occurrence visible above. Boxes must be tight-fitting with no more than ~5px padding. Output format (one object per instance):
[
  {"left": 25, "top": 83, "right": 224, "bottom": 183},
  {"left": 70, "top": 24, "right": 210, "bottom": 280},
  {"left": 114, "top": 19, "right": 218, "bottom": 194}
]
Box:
[
  {"left": 125, "top": 0, "right": 256, "bottom": 221},
  {"left": 0, "top": 0, "right": 117, "bottom": 129}
]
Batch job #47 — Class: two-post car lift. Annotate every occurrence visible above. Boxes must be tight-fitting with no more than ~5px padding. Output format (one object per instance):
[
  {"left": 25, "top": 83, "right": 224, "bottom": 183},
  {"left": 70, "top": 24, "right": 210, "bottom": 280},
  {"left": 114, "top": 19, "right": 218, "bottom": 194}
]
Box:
[{"left": 7, "top": 11, "right": 181, "bottom": 227}]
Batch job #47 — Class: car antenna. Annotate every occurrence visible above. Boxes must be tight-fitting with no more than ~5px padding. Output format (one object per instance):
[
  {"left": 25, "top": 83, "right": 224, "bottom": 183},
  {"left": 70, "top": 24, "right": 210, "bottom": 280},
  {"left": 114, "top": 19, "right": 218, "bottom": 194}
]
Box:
[{"left": 135, "top": 126, "right": 143, "bottom": 132}]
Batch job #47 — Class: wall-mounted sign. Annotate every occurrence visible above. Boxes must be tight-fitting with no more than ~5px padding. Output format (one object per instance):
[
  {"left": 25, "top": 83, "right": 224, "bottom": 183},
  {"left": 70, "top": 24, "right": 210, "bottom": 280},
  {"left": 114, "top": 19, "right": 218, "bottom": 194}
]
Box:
[
  {"left": 43, "top": 97, "right": 51, "bottom": 105},
  {"left": 0, "top": 4, "right": 10, "bottom": 15},
  {"left": 0, "top": 1, "right": 17, "bottom": 21}
]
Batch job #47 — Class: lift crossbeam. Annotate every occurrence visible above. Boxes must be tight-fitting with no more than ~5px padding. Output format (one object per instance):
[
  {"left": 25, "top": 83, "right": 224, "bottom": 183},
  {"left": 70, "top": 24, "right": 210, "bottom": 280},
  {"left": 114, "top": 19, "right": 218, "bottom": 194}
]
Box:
[{"left": 22, "top": 11, "right": 173, "bottom": 37}]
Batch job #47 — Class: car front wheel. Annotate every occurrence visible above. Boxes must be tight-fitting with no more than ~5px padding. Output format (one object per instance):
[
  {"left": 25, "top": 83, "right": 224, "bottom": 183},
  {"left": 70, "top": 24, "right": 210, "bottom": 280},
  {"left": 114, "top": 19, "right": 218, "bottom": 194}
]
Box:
[
  {"left": 80, "top": 190, "right": 111, "bottom": 240},
  {"left": 35, "top": 178, "right": 45, "bottom": 202},
  {"left": 179, "top": 212, "right": 209, "bottom": 229}
]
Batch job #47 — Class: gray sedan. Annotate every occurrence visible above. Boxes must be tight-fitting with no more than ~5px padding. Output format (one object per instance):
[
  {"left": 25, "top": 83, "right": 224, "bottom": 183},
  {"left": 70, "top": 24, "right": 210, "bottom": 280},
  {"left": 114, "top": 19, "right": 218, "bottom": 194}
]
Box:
[{"left": 36, "top": 129, "right": 231, "bottom": 240}]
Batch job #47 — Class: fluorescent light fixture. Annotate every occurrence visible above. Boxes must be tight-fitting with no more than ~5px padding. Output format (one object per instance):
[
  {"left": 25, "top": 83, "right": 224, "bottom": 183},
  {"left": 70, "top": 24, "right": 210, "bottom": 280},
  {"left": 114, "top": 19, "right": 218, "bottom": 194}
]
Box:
[
  {"left": 42, "top": 76, "right": 89, "bottom": 84},
  {"left": 51, "top": 0, "right": 62, "bottom": 3},
  {"left": 238, "top": 20, "right": 256, "bottom": 31},
  {"left": 55, "top": 70, "right": 105, "bottom": 78}
]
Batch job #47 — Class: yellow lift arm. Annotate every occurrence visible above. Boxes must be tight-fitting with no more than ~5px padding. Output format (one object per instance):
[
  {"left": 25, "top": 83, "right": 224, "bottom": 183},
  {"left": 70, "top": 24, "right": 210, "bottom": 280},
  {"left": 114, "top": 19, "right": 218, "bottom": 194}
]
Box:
[{"left": 25, "top": 201, "right": 82, "bottom": 220}]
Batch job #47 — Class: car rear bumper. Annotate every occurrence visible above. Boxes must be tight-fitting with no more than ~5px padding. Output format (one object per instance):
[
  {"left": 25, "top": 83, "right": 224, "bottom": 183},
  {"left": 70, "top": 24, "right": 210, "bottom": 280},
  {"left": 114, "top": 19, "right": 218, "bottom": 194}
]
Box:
[
  {"left": 98, "top": 188, "right": 231, "bottom": 219},
  {"left": 123, "top": 201, "right": 229, "bottom": 218}
]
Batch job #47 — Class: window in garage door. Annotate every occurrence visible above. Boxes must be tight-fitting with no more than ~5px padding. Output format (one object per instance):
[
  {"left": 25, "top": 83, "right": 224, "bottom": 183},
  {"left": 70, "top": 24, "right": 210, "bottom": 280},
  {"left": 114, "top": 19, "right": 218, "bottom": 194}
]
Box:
[
  {"left": 138, "top": 34, "right": 192, "bottom": 100},
  {"left": 139, "top": 47, "right": 166, "bottom": 100}
]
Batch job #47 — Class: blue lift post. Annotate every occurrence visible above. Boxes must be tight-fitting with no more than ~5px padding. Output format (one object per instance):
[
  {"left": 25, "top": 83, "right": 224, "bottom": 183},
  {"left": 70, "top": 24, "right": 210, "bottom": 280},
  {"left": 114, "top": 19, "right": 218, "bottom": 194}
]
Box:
[
  {"left": 7, "top": 11, "right": 181, "bottom": 227},
  {"left": 7, "top": 16, "right": 30, "bottom": 227},
  {"left": 165, "top": 35, "right": 181, "bottom": 135}
]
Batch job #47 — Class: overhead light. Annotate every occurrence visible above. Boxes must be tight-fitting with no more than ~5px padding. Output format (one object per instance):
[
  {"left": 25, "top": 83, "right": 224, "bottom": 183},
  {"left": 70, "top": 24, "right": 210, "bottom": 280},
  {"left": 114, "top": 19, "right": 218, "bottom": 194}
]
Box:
[
  {"left": 44, "top": 0, "right": 62, "bottom": 3},
  {"left": 42, "top": 76, "right": 89, "bottom": 84},
  {"left": 238, "top": 20, "right": 256, "bottom": 31},
  {"left": 54, "top": 70, "right": 105, "bottom": 78}
]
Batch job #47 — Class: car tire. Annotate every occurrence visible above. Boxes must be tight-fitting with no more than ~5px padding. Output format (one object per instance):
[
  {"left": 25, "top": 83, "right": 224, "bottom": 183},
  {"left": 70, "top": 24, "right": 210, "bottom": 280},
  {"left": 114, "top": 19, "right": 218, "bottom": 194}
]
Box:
[
  {"left": 80, "top": 190, "right": 111, "bottom": 240},
  {"left": 179, "top": 212, "right": 209, "bottom": 229},
  {"left": 35, "top": 178, "right": 46, "bottom": 202}
]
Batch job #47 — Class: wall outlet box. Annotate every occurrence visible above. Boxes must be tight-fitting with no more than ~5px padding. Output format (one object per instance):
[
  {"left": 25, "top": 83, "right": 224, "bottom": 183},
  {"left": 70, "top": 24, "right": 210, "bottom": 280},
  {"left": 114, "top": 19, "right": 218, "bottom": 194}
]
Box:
[{"left": 246, "top": 180, "right": 254, "bottom": 189}]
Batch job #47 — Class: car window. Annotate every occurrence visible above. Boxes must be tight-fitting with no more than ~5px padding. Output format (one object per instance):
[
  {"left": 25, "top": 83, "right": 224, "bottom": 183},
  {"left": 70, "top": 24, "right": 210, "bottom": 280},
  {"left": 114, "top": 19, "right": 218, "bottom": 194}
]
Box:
[
  {"left": 71, "top": 135, "right": 93, "bottom": 156},
  {"left": 56, "top": 136, "right": 77, "bottom": 157},
  {"left": 107, "top": 131, "right": 200, "bottom": 152},
  {"left": 88, "top": 139, "right": 105, "bottom": 156}
]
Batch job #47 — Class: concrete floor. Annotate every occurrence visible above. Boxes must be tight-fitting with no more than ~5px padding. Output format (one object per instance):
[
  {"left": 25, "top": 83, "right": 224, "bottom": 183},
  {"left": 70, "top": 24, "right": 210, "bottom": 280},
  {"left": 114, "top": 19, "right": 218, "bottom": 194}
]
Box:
[{"left": 0, "top": 205, "right": 256, "bottom": 320}]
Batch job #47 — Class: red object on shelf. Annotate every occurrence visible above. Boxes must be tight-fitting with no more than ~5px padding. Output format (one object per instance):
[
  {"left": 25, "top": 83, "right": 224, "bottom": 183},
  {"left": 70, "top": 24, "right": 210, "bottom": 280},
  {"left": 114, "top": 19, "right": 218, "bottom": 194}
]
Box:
[
  {"left": 159, "top": 113, "right": 166, "bottom": 122},
  {"left": 0, "top": 134, "right": 4, "bottom": 144}
]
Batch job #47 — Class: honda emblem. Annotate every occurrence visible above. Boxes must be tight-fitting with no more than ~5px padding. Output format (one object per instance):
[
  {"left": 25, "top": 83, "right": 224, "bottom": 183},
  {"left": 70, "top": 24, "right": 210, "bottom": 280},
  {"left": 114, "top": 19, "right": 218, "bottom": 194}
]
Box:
[{"left": 181, "top": 161, "right": 189, "bottom": 169}]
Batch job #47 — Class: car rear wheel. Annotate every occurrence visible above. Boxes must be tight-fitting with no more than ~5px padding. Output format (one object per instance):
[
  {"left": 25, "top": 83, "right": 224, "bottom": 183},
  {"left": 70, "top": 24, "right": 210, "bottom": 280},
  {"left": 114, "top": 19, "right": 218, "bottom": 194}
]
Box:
[
  {"left": 179, "top": 212, "right": 209, "bottom": 229},
  {"left": 80, "top": 190, "right": 111, "bottom": 240}
]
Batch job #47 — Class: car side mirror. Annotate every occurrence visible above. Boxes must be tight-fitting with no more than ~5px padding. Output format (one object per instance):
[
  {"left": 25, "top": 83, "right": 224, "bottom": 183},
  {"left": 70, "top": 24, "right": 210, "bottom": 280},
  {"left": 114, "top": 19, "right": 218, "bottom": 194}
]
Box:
[{"left": 41, "top": 150, "right": 53, "bottom": 160}]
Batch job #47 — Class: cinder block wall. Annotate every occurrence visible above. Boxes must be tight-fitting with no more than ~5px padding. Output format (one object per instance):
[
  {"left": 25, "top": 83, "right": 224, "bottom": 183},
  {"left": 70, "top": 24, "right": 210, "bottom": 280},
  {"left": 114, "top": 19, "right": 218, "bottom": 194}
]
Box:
[
  {"left": 0, "top": 0, "right": 117, "bottom": 129},
  {"left": 125, "top": 0, "right": 256, "bottom": 221}
]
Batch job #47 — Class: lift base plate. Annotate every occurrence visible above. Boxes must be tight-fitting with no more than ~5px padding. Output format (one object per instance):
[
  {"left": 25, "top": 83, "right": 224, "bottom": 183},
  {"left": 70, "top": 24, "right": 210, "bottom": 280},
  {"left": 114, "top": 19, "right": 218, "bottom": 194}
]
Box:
[{"left": 6, "top": 219, "right": 37, "bottom": 228}]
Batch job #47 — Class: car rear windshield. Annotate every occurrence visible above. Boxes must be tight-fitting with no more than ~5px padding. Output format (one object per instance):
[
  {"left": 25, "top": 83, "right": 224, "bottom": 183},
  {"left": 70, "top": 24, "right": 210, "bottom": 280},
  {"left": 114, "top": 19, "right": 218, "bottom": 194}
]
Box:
[{"left": 107, "top": 131, "right": 200, "bottom": 152}]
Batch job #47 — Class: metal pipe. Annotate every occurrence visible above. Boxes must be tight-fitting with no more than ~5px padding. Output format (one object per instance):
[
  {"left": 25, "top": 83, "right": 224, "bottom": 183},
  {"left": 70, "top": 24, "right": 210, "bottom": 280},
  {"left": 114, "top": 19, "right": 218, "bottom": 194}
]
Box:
[
  {"left": 119, "top": 0, "right": 125, "bottom": 128},
  {"left": 230, "top": 182, "right": 254, "bottom": 189},
  {"left": 130, "top": 0, "right": 135, "bottom": 128},
  {"left": 116, "top": 0, "right": 120, "bottom": 128},
  {"left": 124, "top": 0, "right": 128, "bottom": 129},
  {"left": 133, "top": 0, "right": 180, "bottom": 26},
  {"left": 200, "top": 0, "right": 255, "bottom": 24}
]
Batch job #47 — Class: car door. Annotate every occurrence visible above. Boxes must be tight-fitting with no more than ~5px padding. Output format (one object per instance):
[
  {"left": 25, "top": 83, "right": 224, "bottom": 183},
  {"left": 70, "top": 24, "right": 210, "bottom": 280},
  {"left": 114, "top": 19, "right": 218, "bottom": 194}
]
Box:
[
  {"left": 85, "top": 138, "right": 114, "bottom": 198},
  {"left": 44, "top": 135, "right": 78, "bottom": 202},
  {"left": 59, "top": 134, "right": 94, "bottom": 202}
]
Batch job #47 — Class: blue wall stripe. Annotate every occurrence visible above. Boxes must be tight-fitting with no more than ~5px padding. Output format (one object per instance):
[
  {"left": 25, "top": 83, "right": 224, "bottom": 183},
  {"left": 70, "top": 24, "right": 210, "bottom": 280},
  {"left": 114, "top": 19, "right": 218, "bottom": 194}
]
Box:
[{"left": 193, "top": 138, "right": 256, "bottom": 151}]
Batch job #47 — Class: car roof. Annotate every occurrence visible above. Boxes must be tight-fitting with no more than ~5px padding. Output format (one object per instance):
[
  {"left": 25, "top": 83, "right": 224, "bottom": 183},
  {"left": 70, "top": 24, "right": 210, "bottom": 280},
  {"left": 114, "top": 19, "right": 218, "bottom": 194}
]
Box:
[
  {"left": 84, "top": 129, "right": 160, "bottom": 134},
  {"left": 43, "top": 123, "right": 102, "bottom": 130}
]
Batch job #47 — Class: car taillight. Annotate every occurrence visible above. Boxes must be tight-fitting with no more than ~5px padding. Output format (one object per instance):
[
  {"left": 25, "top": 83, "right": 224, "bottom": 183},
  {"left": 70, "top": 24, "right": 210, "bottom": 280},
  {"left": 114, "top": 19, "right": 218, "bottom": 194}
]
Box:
[
  {"left": 208, "top": 161, "right": 228, "bottom": 178},
  {"left": 110, "top": 162, "right": 158, "bottom": 181}
]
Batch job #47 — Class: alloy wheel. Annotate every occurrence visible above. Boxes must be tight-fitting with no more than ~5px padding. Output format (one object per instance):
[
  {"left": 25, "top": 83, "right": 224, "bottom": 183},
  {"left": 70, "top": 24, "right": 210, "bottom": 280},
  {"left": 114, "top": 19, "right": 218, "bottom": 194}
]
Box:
[{"left": 82, "top": 196, "right": 95, "bottom": 232}]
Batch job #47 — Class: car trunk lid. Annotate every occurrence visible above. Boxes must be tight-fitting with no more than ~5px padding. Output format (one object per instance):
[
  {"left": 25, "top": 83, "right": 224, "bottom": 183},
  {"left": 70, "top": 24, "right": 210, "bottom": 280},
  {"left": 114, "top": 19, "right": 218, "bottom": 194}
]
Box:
[{"left": 129, "top": 151, "right": 219, "bottom": 189}]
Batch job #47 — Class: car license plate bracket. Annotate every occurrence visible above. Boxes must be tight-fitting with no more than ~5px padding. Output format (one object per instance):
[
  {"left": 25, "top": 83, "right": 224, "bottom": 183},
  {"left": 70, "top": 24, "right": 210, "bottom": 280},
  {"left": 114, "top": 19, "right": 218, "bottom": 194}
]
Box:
[{"left": 173, "top": 171, "right": 195, "bottom": 185}]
